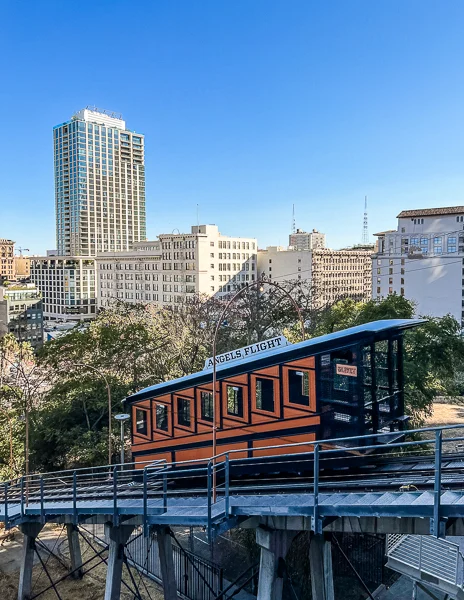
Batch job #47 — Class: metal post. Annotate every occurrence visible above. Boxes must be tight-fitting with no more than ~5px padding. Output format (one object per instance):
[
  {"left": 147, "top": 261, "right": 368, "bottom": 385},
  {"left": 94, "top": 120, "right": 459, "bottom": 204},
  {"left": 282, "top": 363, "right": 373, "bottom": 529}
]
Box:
[
  {"left": 20, "top": 476, "right": 24, "bottom": 519},
  {"left": 143, "top": 468, "right": 148, "bottom": 537},
  {"left": 120, "top": 419, "right": 124, "bottom": 466},
  {"left": 313, "top": 443, "right": 321, "bottom": 534},
  {"left": 163, "top": 470, "right": 168, "bottom": 513},
  {"left": 40, "top": 476, "right": 45, "bottom": 524},
  {"left": 432, "top": 429, "right": 443, "bottom": 537},
  {"left": 4, "top": 482, "right": 8, "bottom": 530},
  {"left": 113, "top": 466, "right": 118, "bottom": 526},
  {"left": 207, "top": 461, "right": 212, "bottom": 542},
  {"left": 225, "top": 454, "right": 230, "bottom": 517},
  {"left": 418, "top": 536, "right": 422, "bottom": 571},
  {"left": 72, "top": 470, "right": 77, "bottom": 525}
]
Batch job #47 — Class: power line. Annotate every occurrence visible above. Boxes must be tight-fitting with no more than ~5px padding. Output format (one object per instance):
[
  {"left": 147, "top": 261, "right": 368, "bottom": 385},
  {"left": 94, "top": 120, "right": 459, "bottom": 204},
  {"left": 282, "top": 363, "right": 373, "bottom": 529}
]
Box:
[{"left": 266, "top": 255, "right": 464, "bottom": 283}]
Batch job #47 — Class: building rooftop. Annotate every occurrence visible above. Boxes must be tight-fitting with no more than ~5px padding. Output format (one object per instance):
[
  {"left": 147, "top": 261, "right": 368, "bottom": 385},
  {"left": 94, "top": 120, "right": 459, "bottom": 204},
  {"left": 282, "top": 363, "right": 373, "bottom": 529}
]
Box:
[
  {"left": 397, "top": 206, "right": 464, "bottom": 218},
  {"left": 373, "top": 230, "right": 397, "bottom": 236}
]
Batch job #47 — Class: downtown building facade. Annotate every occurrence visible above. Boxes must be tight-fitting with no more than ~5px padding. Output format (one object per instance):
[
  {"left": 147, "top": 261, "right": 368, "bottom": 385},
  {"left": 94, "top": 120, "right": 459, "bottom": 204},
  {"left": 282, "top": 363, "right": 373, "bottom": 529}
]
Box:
[
  {"left": 0, "top": 239, "right": 15, "bottom": 281},
  {"left": 0, "top": 282, "right": 43, "bottom": 350},
  {"left": 258, "top": 246, "right": 372, "bottom": 307},
  {"left": 289, "top": 228, "right": 325, "bottom": 251},
  {"left": 31, "top": 108, "right": 146, "bottom": 321},
  {"left": 373, "top": 206, "right": 464, "bottom": 325},
  {"left": 97, "top": 225, "right": 258, "bottom": 308}
]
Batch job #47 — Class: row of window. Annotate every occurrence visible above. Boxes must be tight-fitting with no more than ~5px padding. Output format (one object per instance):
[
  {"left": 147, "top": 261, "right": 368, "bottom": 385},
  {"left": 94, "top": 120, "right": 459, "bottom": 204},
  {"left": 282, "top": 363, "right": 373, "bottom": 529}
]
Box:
[{"left": 135, "top": 372, "right": 311, "bottom": 435}]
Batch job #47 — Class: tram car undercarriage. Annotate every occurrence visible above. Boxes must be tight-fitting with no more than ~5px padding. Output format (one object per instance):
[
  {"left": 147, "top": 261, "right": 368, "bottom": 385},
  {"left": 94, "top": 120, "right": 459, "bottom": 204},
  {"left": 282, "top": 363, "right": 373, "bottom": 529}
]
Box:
[{"left": 125, "top": 319, "right": 424, "bottom": 474}]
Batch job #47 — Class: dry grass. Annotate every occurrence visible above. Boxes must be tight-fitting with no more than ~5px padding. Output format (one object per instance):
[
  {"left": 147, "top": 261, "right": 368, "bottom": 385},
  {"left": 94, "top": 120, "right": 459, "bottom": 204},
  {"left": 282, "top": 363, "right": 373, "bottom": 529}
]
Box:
[{"left": 0, "top": 524, "right": 165, "bottom": 600}]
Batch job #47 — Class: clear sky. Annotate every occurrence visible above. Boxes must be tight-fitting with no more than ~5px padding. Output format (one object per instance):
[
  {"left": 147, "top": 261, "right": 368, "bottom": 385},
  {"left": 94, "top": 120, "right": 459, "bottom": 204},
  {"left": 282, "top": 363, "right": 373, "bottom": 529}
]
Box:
[{"left": 2, "top": 0, "right": 464, "bottom": 254}]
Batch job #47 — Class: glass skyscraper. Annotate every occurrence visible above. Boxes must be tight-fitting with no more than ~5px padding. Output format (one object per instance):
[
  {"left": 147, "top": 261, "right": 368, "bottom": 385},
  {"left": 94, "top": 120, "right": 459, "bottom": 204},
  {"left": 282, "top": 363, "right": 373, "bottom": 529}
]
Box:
[{"left": 53, "top": 107, "right": 146, "bottom": 256}]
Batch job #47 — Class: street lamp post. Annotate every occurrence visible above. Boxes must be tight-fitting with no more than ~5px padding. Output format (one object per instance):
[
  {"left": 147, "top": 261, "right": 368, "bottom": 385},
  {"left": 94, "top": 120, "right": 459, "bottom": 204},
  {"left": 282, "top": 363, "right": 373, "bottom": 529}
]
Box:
[
  {"left": 114, "top": 413, "right": 130, "bottom": 466},
  {"left": 211, "top": 276, "right": 305, "bottom": 498},
  {"left": 75, "top": 363, "right": 112, "bottom": 465}
]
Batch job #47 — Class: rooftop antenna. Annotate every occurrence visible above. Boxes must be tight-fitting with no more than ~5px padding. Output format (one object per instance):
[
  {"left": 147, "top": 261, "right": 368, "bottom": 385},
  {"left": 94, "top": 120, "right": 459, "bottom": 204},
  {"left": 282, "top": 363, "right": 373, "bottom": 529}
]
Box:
[
  {"left": 196, "top": 204, "right": 199, "bottom": 227},
  {"left": 362, "top": 196, "right": 369, "bottom": 244},
  {"left": 292, "top": 204, "right": 296, "bottom": 234}
]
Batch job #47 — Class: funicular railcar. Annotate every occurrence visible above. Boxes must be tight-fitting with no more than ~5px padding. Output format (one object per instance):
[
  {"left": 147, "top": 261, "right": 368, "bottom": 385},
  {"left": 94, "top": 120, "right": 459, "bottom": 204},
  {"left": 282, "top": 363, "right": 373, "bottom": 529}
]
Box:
[{"left": 125, "top": 319, "right": 423, "bottom": 467}]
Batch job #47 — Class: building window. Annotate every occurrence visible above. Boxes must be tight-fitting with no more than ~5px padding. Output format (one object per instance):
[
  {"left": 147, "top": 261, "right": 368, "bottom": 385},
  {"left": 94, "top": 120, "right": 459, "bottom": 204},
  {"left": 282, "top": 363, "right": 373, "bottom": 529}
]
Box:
[
  {"left": 156, "top": 404, "right": 168, "bottom": 431},
  {"left": 255, "top": 378, "right": 274, "bottom": 412},
  {"left": 200, "top": 391, "right": 213, "bottom": 421},
  {"left": 288, "top": 370, "right": 310, "bottom": 406},
  {"left": 136, "top": 409, "right": 147, "bottom": 436},
  {"left": 227, "top": 386, "right": 243, "bottom": 417},
  {"left": 177, "top": 398, "right": 190, "bottom": 427}
]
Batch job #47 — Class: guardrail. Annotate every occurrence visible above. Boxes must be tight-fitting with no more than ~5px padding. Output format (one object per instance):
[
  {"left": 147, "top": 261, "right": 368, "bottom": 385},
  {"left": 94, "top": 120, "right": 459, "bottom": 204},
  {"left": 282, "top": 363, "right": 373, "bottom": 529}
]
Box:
[
  {"left": 387, "top": 534, "right": 462, "bottom": 587},
  {"left": 2, "top": 424, "right": 464, "bottom": 538}
]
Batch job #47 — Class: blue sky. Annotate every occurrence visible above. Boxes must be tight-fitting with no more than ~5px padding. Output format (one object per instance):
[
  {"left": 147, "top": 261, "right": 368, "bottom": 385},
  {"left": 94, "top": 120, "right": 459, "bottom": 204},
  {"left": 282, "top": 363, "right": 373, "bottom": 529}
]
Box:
[{"left": 1, "top": 0, "right": 464, "bottom": 254}]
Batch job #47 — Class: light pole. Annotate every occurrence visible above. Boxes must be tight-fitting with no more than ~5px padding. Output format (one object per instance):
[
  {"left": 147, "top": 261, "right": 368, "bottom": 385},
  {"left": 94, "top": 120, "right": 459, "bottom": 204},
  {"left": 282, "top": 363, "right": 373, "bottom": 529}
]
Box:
[
  {"left": 75, "top": 363, "right": 112, "bottom": 465},
  {"left": 211, "top": 275, "right": 305, "bottom": 498},
  {"left": 114, "top": 413, "right": 130, "bottom": 466}
]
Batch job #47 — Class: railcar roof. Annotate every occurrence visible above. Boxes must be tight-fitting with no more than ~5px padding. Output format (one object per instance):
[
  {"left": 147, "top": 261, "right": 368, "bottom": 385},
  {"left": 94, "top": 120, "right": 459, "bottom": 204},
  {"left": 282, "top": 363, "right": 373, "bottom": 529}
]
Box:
[{"left": 125, "top": 319, "right": 424, "bottom": 404}]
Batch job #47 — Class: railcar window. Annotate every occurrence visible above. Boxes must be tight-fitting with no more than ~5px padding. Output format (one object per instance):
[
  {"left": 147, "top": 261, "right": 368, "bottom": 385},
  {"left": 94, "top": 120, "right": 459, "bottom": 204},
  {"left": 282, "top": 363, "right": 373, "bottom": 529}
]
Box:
[
  {"left": 333, "top": 359, "right": 349, "bottom": 391},
  {"left": 288, "top": 370, "right": 310, "bottom": 406},
  {"left": 177, "top": 398, "right": 190, "bottom": 427},
  {"left": 227, "top": 386, "right": 243, "bottom": 417},
  {"left": 256, "top": 378, "right": 274, "bottom": 412},
  {"left": 156, "top": 404, "right": 168, "bottom": 431},
  {"left": 200, "top": 391, "right": 213, "bottom": 421},
  {"left": 136, "top": 409, "right": 148, "bottom": 435}
]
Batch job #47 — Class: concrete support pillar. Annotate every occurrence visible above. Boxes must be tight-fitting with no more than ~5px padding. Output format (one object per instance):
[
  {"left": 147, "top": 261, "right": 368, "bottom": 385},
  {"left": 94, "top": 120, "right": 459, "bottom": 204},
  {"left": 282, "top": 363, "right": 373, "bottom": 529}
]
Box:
[
  {"left": 66, "top": 524, "right": 83, "bottom": 579},
  {"left": 256, "top": 527, "right": 298, "bottom": 600},
  {"left": 156, "top": 526, "right": 178, "bottom": 600},
  {"left": 18, "top": 522, "right": 43, "bottom": 600},
  {"left": 104, "top": 523, "right": 134, "bottom": 600},
  {"left": 309, "top": 535, "right": 334, "bottom": 600}
]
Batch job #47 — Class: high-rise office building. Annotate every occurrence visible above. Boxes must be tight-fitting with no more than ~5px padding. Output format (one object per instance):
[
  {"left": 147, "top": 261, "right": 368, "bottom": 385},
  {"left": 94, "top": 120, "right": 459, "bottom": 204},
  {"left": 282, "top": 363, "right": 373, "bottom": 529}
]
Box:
[
  {"left": 31, "top": 108, "right": 146, "bottom": 322},
  {"left": 54, "top": 107, "right": 146, "bottom": 256}
]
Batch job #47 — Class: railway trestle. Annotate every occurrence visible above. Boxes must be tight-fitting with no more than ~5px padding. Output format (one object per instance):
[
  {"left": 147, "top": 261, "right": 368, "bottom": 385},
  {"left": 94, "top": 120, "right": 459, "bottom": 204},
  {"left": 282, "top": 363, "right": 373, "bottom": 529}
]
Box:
[{"left": 4, "top": 424, "right": 464, "bottom": 600}]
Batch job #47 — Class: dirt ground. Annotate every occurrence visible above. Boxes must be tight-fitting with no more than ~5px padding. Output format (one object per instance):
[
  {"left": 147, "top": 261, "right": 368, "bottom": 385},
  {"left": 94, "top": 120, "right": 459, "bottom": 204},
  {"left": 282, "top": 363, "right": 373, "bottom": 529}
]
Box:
[
  {"left": 0, "top": 524, "right": 164, "bottom": 600},
  {"left": 422, "top": 402, "right": 464, "bottom": 452}
]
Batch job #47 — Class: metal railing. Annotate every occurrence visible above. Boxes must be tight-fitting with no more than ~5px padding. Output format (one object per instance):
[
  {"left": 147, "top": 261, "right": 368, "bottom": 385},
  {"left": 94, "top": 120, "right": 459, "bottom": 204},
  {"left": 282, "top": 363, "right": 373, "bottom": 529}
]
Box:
[
  {"left": 81, "top": 523, "right": 224, "bottom": 600},
  {"left": 387, "top": 534, "right": 462, "bottom": 587},
  {"left": 2, "top": 423, "right": 464, "bottom": 539}
]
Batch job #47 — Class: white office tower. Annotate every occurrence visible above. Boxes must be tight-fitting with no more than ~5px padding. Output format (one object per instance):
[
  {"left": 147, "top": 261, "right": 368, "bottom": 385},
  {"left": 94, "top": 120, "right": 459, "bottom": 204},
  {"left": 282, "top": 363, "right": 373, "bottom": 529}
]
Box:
[{"left": 54, "top": 107, "right": 146, "bottom": 256}]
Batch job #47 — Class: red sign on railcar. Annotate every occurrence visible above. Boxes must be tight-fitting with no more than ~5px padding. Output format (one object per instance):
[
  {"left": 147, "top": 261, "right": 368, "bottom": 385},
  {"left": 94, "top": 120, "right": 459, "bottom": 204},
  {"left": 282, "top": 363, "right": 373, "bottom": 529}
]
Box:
[{"left": 335, "top": 364, "right": 358, "bottom": 377}]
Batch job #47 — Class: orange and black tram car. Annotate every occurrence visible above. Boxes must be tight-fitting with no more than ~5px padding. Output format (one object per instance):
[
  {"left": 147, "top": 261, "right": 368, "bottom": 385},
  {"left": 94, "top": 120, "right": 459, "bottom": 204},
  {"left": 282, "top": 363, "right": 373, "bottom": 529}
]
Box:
[{"left": 125, "top": 319, "right": 422, "bottom": 471}]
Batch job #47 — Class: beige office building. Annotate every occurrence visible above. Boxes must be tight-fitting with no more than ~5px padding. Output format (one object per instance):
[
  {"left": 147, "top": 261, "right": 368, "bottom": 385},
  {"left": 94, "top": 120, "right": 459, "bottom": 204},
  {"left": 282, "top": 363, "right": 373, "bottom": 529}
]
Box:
[
  {"left": 14, "top": 255, "right": 31, "bottom": 280},
  {"left": 0, "top": 239, "right": 15, "bottom": 281},
  {"left": 258, "top": 246, "right": 372, "bottom": 307},
  {"left": 97, "top": 225, "right": 258, "bottom": 308}
]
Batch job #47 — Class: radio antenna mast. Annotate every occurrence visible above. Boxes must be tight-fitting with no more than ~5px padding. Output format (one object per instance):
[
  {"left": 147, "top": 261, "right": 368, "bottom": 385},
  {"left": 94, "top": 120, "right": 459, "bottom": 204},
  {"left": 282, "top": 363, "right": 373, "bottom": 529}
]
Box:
[
  {"left": 362, "top": 196, "right": 369, "bottom": 244},
  {"left": 292, "top": 204, "right": 296, "bottom": 234}
]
